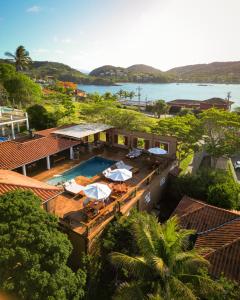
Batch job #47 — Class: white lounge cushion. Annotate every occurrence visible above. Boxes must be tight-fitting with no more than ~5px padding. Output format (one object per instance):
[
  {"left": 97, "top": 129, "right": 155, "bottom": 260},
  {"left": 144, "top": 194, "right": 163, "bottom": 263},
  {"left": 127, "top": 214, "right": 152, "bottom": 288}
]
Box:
[{"left": 65, "top": 183, "right": 84, "bottom": 195}]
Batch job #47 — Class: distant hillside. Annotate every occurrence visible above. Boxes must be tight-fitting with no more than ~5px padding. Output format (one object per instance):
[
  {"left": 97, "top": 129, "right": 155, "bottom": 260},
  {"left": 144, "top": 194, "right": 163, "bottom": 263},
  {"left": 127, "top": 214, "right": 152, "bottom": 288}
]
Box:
[
  {"left": 89, "top": 64, "right": 170, "bottom": 83},
  {"left": 127, "top": 64, "right": 162, "bottom": 74},
  {"left": 0, "top": 59, "right": 115, "bottom": 85},
  {"left": 167, "top": 61, "right": 240, "bottom": 83}
]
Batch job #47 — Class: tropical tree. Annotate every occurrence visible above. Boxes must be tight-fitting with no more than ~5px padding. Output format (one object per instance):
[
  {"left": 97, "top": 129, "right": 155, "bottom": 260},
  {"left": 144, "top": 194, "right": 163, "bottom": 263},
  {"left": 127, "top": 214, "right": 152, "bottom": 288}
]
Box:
[
  {"left": 0, "top": 190, "right": 86, "bottom": 300},
  {"left": 152, "top": 100, "right": 169, "bottom": 118},
  {"left": 5, "top": 45, "right": 32, "bottom": 71},
  {"left": 27, "top": 104, "right": 58, "bottom": 130},
  {"left": 3, "top": 73, "right": 42, "bottom": 107},
  {"left": 200, "top": 109, "right": 240, "bottom": 167},
  {"left": 110, "top": 213, "right": 219, "bottom": 300},
  {"left": 154, "top": 114, "right": 202, "bottom": 163},
  {"left": 129, "top": 91, "right": 135, "bottom": 100}
]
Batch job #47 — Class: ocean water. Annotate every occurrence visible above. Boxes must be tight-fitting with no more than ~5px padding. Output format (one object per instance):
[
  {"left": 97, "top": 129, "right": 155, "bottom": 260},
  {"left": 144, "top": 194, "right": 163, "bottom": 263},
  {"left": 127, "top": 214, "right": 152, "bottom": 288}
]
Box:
[{"left": 78, "top": 83, "right": 240, "bottom": 108}]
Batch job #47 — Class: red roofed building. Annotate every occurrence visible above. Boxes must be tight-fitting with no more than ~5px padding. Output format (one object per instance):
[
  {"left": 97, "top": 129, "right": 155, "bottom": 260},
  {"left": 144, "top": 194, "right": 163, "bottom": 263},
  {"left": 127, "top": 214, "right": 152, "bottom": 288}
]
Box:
[
  {"left": 0, "top": 169, "right": 62, "bottom": 202},
  {"left": 0, "top": 127, "right": 81, "bottom": 176},
  {"left": 167, "top": 97, "right": 233, "bottom": 112},
  {"left": 172, "top": 196, "right": 240, "bottom": 282}
]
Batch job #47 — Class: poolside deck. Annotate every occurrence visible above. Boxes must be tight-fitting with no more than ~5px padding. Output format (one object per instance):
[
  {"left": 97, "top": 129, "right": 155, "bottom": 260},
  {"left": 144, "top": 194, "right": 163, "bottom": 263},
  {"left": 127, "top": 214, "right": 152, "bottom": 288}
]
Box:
[{"left": 43, "top": 146, "right": 175, "bottom": 244}]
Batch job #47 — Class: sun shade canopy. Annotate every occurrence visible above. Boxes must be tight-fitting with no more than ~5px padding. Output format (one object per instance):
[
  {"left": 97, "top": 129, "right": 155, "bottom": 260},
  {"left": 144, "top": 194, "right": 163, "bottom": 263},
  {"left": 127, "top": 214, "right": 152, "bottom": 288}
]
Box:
[
  {"left": 53, "top": 123, "right": 113, "bottom": 140},
  {"left": 83, "top": 183, "right": 112, "bottom": 200},
  {"left": 105, "top": 168, "right": 132, "bottom": 181}
]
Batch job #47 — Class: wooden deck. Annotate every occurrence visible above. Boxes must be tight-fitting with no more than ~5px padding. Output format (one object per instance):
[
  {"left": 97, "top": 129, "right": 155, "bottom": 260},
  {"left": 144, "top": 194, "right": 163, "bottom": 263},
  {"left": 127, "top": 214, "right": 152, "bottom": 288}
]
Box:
[{"left": 39, "top": 145, "right": 174, "bottom": 242}]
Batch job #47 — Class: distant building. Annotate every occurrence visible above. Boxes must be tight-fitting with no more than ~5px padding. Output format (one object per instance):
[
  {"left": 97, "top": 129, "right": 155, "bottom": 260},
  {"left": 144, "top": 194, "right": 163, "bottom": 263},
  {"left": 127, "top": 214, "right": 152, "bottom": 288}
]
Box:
[
  {"left": 167, "top": 97, "right": 233, "bottom": 112},
  {"left": 172, "top": 196, "right": 240, "bottom": 282}
]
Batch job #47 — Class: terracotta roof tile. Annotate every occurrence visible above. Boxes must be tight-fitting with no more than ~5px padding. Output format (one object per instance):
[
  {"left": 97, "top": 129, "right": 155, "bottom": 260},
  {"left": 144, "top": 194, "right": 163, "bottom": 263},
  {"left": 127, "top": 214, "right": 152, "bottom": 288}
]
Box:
[
  {"left": 195, "top": 218, "right": 240, "bottom": 252},
  {"left": 0, "top": 170, "right": 62, "bottom": 201},
  {"left": 173, "top": 196, "right": 240, "bottom": 282},
  {"left": 206, "top": 238, "right": 240, "bottom": 282},
  {"left": 173, "top": 196, "right": 238, "bottom": 232},
  {"left": 0, "top": 134, "right": 80, "bottom": 170}
]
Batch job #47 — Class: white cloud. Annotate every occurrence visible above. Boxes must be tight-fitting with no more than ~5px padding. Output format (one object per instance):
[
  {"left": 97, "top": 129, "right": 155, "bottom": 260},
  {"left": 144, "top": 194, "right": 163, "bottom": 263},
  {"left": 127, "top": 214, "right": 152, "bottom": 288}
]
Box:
[{"left": 26, "top": 6, "right": 41, "bottom": 13}]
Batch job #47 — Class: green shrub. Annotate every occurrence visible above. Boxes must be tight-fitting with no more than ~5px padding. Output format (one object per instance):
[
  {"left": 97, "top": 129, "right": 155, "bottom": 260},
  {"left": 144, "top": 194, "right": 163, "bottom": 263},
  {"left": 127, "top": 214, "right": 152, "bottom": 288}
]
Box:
[{"left": 207, "top": 182, "right": 240, "bottom": 209}]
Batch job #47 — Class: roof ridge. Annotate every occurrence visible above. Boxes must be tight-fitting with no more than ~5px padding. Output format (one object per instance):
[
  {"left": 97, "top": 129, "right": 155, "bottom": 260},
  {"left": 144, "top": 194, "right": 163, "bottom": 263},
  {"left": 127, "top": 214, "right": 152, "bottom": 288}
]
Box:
[
  {"left": 182, "top": 196, "right": 240, "bottom": 218},
  {"left": 198, "top": 216, "right": 240, "bottom": 236},
  {"left": 204, "top": 236, "right": 240, "bottom": 258},
  {"left": 1, "top": 181, "right": 61, "bottom": 191}
]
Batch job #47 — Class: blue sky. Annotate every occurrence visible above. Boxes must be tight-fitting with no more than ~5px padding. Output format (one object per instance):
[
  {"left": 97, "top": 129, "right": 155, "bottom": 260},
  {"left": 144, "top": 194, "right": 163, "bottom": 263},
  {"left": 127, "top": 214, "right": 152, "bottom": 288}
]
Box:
[{"left": 0, "top": 0, "right": 239, "bottom": 71}]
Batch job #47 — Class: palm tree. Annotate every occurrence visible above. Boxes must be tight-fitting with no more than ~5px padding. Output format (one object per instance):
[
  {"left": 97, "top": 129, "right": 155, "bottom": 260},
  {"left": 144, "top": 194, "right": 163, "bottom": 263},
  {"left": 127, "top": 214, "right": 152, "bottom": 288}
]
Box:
[
  {"left": 5, "top": 45, "right": 32, "bottom": 71},
  {"left": 110, "top": 214, "right": 220, "bottom": 300}
]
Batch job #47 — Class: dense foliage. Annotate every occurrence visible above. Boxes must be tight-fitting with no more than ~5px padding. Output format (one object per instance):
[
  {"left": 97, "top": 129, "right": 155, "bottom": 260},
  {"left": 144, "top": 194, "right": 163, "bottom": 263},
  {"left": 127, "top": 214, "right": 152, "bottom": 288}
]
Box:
[
  {"left": 200, "top": 109, "right": 240, "bottom": 166},
  {"left": 171, "top": 168, "right": 240, "bottom": 209},
  {"left": 0, "top": 63, "right": 42, "bottom": 107},
  {"left": 0, "top": 190, "right": 86, "bottom": 300}
]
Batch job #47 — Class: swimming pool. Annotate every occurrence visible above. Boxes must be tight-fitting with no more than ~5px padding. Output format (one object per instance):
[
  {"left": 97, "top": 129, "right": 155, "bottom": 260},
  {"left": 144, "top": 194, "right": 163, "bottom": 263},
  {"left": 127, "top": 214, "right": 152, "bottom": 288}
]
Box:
[
  {"left": 0, "top": 137, "right": 8, "bottom": 143},
  {"left": 47, "top": 156, "right": 116, "bottom": 185}
]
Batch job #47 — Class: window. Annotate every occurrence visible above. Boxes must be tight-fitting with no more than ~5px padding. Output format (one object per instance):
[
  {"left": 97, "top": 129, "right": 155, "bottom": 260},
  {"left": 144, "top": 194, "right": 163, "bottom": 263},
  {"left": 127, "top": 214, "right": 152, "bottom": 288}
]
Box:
[
  {"left": 118, "top": 134, "right": 125, "bottom": 145},
  {"left": 155, "top": 141, "right": 169, "bottom": 153},
  {"left": 137, "top": 138, "right": 145, "bottom": 149},
  {"left": 100, "top": 132, "right": 106, "bottom": 142},
  {"left": 88, "top": 134, "right": 94, "bottom": 142}
]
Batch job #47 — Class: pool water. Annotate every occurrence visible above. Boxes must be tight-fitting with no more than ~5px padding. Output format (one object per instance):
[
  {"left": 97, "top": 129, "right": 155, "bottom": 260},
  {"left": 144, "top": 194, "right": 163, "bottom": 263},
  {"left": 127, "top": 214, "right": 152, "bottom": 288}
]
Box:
[
  {"left": 0, "top": 137, "right": 8, "bottom": 142},
  {"left": 47, "top": 156, "right": 116, "bottom": 185}
]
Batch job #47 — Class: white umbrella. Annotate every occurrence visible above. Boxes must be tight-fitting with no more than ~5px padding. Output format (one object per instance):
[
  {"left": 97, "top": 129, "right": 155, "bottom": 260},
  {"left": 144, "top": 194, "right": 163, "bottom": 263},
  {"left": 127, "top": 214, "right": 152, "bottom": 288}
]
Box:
[
  {"left": 106, "top": 168, "right": 132, "bottom": 182},
  {"left": 148, "top": 147, "right": 167, "bottom": 155},
  {"left": 83, "top": 183, "right": 111, "bottom": 200}
]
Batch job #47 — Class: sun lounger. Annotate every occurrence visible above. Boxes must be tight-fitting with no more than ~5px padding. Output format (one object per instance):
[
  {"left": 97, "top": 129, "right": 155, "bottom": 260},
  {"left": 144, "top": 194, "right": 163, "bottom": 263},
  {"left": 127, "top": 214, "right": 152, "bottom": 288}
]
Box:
[
  {"left": 102, "top": 167, "right": 112, "bottom": 176},
  {"left": 116, "top": 160, "right": 133, "bottom": 171},
  {"left": 126, "top": 148, "right": 142, "bottom": 159},
  {"left": 63, "top": 179, "right": 84, "bottom": 195}
]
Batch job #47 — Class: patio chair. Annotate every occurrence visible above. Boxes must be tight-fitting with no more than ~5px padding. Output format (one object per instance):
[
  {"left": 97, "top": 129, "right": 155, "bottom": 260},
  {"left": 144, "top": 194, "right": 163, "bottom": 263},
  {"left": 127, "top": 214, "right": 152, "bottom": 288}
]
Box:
[
  {"left": 63, "top": 179, "right": 84, "bottom": 195},
  {"left": 116, "top": 160, "right": 133, "bottom": 171},
  {"left": 126, "top": 148, "right": 142, "bottom": 159}
]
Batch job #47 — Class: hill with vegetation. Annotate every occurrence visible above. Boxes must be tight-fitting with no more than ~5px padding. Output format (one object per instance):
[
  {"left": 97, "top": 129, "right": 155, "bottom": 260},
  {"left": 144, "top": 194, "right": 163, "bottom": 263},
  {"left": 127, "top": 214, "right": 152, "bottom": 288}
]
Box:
[
  {"left": 0, "top": 59, "right": 114, "bottom": 85},
  {"left": 89, "top": 64, "right": 171, "bottom": 83},
  {"left": 167, "top": 61, "right": 240, "bottom": 83},
  {"left": 90, "top": 61, "right": 240, "bottom": 83}
]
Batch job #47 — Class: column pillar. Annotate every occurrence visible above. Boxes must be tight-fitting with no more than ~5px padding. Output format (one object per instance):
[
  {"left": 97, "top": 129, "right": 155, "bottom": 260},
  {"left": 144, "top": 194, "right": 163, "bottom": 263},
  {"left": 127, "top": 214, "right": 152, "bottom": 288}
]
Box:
[
  {"left": 22, "top": 165, "right": 27, "bottom": 176},
  {"left": 17, "top": 122, "right": 20, "bottom": 133},
  {"left": 46, "top": 156, "right": 51, "bottom": 170},
  {"left": 25, "top": 112, "right": 29, "bottom": 130},
  {"left": 70, "top": 147, "right": 74, "bottom": 160},
  {"left": 11, "top": 122, "right": 15, "bottom": 140},
  {"left": 1, "top": 127, "right": 5, "bottom": 136}
]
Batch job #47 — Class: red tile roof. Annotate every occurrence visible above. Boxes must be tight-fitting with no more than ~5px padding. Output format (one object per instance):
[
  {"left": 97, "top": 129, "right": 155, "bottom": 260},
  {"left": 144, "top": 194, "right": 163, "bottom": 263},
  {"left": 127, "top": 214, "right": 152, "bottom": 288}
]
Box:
[
  {"left": 0, "top": 170, "right": 62, "bottom": 201},
  {"left": 173, "top": 196, "right": 238, "bottom": 232},
  {"left": 205, "top": 238, "right": 240, "bottom": 282},
  {"left": 172, "top": 196, "right": 240, "bottom": 282},
  {"left": 0, "top": 131, "right": 80, "bottom": 170}
]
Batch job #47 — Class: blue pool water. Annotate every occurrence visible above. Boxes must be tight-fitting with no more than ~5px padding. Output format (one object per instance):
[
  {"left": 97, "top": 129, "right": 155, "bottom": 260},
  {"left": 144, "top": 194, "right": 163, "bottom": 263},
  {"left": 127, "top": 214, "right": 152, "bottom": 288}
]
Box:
[
  {"left": 0, "top": 137, "right": 8, "bottom": 142},
  {"left": 47, "top": 156, "right": 116, "bottom": 185}
]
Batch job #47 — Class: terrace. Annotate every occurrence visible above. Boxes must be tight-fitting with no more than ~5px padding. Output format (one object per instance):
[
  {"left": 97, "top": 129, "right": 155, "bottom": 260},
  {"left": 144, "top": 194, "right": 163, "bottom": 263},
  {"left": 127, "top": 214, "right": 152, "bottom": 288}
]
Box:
[
  {"left": 0, "top": 107, "right": 29, "bottom": 139},
  {"left": 41, "top": 145, "right": 176, "bottom": 252}
]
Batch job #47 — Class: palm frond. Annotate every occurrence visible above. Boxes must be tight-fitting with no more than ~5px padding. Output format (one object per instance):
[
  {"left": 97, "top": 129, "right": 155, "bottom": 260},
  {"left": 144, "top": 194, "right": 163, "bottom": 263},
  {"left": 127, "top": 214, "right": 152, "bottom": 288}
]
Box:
[
  {"left": 4, "top": 52, "right": 15, "bottom": 59},
  {"left": 169, "top": 276, "right": 197, "bottom": 300},
  {"left": 151, "top": 255, "right": 165, "bottom": 275},
  {"left": 178, "top": 273, "right": 223, "bottom": 297},
  {"left": 109, "top": 252, "right": 153, "bottom": 279},
  {"left": 133, "top": 216, "right": 157, "bottom": 257},
  {"left": 113, "top": 281, "right": 145, "bottom": 300}
]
